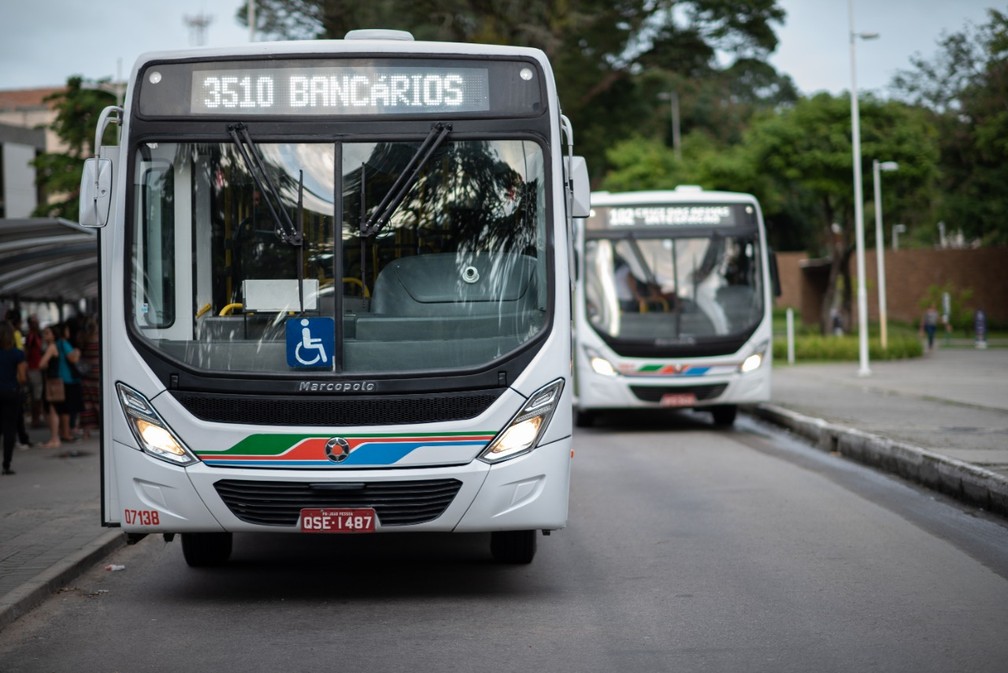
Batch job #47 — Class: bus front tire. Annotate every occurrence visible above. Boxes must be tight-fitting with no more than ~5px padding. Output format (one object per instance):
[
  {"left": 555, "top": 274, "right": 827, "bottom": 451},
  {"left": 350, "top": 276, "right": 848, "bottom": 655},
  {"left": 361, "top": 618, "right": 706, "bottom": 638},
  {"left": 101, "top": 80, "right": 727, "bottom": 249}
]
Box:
[
  {"left": 490, "top": 530, "right": 537, "bottom": 564},
  {"left": 181, "top": 532, "right": 233, "bottom": 567},
  {"left": 710, "top": 405, "right": 737, "bottom": 427}
]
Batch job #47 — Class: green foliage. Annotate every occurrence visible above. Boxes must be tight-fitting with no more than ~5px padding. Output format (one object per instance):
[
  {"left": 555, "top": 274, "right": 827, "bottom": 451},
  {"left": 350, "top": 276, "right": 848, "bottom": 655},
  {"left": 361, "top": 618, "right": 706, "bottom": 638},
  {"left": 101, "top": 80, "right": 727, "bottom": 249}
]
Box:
[
  {"left": 236, "top": 0, "right": 797, "bottom": 181},
  {"left": 891, "top": 9, "right": 1008, "bottom": 246},
  {"left": 31, "top": 76, "right": 117, "bottom": 220},
  {"left": 772, "top": 333, "right": 923, "bottom": 362},
  {"left": 742, "top": 93, "right": 940, "bottom": 255}
]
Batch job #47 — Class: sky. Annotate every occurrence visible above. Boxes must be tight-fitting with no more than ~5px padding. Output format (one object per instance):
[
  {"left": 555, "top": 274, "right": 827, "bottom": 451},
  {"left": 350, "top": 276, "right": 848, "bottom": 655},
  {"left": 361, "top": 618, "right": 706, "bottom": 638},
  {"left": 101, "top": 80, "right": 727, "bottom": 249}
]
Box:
[{"left": 0, "top": 1, "right": 999, "bottom": 95}]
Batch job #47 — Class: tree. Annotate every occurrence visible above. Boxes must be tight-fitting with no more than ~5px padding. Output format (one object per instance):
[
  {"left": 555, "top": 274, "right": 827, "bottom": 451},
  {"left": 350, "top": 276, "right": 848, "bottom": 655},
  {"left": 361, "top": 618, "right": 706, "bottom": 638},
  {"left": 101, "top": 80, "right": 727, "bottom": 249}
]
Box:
[
  {"left": 891, "top": 9, "right": 1008, "bottom": 246},
  {"left": 234, "top": 0, "right": 796, "bottom": 180},
  {"left": 739, "top": 93, "right": 939, "bottom": 333},
  {"left": 31, "top": 76, "right": 117, "bottom": 220}
]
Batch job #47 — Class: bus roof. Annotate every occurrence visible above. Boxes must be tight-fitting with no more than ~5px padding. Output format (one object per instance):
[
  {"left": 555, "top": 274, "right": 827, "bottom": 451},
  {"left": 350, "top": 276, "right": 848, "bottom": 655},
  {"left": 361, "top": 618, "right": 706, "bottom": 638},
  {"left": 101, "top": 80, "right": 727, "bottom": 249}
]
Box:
[
  {"left": 590, "top": 188, "right": 759, "bottom": 207},
  {"left": 130, "top": 36, "right": 552, "bottom": 73}
]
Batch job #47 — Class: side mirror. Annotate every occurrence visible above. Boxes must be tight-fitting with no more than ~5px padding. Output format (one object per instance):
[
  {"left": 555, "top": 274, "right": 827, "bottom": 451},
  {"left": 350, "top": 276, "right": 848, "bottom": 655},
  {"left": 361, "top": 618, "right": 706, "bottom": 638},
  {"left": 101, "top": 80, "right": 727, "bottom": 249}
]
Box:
[
  {"left": 768, "top": 249, "right": 782, "bottom": 298},
  {"left": 566, "top": 155, "right": 590, "bottom": 218},
  {"left": 79, "top": 157, "right": 112, "bottom": 228}
]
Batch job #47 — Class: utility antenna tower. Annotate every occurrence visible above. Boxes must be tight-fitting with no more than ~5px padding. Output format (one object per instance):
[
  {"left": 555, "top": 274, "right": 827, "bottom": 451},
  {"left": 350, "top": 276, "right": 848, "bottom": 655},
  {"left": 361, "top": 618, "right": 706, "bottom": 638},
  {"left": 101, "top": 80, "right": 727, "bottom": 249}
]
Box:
[{"left": 184, "top": 12, "right": 214, "bottom": 46}]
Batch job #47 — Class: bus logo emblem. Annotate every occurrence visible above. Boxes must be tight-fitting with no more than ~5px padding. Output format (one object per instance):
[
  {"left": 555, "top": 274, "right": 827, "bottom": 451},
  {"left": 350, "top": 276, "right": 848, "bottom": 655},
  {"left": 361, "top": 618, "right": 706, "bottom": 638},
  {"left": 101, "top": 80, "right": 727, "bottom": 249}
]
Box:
[
  {"left": 325, "top": 437, "right": 351, "bottom": 463},
  {"left": 287, "top": 317, "right": 335, "bottom": 368}
]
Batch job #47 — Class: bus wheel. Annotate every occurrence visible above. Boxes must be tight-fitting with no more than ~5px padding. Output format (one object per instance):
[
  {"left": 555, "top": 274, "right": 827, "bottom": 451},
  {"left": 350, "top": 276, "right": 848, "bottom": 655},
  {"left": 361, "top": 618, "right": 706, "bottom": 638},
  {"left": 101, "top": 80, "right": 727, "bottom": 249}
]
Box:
[
  {"left": 490, "top": 530, "right": 537, "bottom": 564},
  {"left": 181, "top": 532, "right": 233, "bottom": 567},
  {"left": 574, "top": 409, "right": 596, "bottom": 428},
  {"left": 710, "top": 405, "right": 737, "bottom": 427}
]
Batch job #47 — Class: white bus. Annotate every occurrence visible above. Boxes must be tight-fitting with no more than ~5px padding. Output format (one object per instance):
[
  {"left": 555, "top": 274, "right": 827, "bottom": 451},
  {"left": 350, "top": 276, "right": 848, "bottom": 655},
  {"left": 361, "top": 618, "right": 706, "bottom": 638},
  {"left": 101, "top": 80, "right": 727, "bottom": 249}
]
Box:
[
  {"left": 573, "top": 188, "right": 776, "bottom": 428},
  {"left": 78, "top": 30, "right": 590, "bottom": 566}
]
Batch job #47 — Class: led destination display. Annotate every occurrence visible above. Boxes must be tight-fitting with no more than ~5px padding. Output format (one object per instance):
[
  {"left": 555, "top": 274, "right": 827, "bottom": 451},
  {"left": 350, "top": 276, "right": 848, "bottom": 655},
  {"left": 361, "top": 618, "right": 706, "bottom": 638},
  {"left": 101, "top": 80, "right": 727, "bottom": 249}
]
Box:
[
  {"left": 192, "top": 66, "right": 491, "bottom": 115},
  {"left": 586, "top": 204, "right": 754, "bottom": 231},
  {"left": 137, "top": 58, "right": 543, "bottom": 118}
]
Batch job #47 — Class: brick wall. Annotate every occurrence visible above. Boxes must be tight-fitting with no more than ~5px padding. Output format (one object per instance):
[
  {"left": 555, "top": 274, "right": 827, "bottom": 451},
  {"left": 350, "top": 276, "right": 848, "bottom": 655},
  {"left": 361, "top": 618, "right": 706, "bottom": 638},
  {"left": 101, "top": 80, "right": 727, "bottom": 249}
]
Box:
[{"left": 774, "top": 248, "right": 1008, "bottom": 326}]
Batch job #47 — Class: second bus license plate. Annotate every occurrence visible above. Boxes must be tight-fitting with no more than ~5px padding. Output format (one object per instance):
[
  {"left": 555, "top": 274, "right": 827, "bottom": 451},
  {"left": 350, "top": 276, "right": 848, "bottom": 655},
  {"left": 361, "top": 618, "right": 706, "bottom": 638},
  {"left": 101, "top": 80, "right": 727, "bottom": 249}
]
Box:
[
  {"left": 660, "top": 392, "right": 697, "bottom": 407},
  {"left": 300, "top": 508, "right": 377, "bottom": 533}
]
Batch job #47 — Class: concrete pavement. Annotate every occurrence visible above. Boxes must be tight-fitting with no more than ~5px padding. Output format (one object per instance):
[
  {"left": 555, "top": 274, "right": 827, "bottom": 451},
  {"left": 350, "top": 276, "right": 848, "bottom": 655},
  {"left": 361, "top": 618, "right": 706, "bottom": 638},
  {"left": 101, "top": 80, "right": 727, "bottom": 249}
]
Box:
[
  {"left": 1, "top": 344, "right": 1006, "bottom": 630},
  {"left": 752, "top": 344, "right": 1008, "bottom": 516},
  {"left": 0, "top": 431, "right": 122, "bottom": 631}
]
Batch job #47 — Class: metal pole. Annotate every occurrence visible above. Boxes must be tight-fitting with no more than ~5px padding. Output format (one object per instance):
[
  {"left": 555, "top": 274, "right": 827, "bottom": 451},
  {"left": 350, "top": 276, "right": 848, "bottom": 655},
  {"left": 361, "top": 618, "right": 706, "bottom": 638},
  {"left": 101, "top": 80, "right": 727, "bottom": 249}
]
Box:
[
  {"left": 671, "top": 91, "right": 681, "bottom": 161},
  {"left": 248, "top": 0, "right": 256, "bottom": 42},
  {"left": 849, "top": 0, "right": 871, "bottom": 376},
  {"left": 873, "top": 160, "right": 888, "bottom": 350},
  {"left": 786, "top": 308, "right": 795, "bottom": 365}
]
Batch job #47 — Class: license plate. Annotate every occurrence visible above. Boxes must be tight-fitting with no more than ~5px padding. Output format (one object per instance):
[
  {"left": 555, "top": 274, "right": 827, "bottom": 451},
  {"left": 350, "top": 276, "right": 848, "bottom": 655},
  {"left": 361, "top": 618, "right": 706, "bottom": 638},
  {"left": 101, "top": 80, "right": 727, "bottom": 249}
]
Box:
[
  {"left": 300, "top": 508, "right": 377, "bottom": 533},
  {"left": 660, "top": 392, "right": 697, "bottom": 407}
]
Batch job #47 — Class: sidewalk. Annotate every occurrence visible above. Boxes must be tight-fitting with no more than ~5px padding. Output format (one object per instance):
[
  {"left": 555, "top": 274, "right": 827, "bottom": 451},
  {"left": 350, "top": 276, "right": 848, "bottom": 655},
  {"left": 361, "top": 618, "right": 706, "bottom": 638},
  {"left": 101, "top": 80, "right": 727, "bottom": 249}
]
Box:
[
  {"left": 752, "top": 344, "right": 1008, "bottom": 517},
  {"left": 0, "top": 431, "right": 123, "bottom": 631},
  {"left": 2, "top": 347, "right": 1006, "bottom": 631}
]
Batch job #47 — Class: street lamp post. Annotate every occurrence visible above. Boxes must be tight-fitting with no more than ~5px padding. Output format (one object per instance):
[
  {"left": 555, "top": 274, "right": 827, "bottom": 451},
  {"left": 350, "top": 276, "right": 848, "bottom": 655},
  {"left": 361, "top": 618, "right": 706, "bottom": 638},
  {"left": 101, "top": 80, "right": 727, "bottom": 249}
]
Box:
[
  {"left": 873, "top": 159, "right": 898, "bottom": 350},
  {"left": 248, "top": 0, "right": 256, "bottom": 41},
  {"left": 848, "top": 0, "right": 878, "bottom": 377}
]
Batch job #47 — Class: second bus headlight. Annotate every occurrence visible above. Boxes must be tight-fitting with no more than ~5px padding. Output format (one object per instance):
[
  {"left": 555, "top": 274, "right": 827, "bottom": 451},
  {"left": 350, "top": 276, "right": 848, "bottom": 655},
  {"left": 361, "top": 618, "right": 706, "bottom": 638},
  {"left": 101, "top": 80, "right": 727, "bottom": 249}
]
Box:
[
  {"left": 480, "top": 379, "right": 565, "bottom": 464},
  {"left": 739, "top": 341, "right": 769, "bottom": 374},
  {"left": 116, "top": 383, "right": 198, "bottom": 466},
  {"left": 585, "top": 347, "right": 617, "bottom": 376}
]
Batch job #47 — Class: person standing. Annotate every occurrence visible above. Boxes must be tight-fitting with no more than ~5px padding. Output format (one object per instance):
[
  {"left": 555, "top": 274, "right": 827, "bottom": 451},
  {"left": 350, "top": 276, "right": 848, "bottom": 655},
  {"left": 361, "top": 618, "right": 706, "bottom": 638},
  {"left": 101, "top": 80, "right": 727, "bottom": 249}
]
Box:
[
  {"left": 24, "top": 314, "right": 44, "bottom": 428},
  {"left": 38, "top": 325, "right": 62, "bottom": 449},
  {"left": 0, "top": 321, "right": 27, "bottom": 475},
  {"left": 38, "top": 323, "right": 83, "bottom": 445},
  {"left": 920, "top": 304, "right": 940, "bottom": 351},
  {"left": 5, "top": 309, "right": 32, "bottom": 448}
]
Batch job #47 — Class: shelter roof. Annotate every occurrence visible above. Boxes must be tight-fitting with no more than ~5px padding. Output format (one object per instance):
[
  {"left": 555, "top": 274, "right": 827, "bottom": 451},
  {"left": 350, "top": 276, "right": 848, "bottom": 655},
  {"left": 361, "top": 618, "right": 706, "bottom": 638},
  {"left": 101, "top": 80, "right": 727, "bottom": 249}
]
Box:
[{"left": 0, "top": 218, "right": 97, "bottom": 302}]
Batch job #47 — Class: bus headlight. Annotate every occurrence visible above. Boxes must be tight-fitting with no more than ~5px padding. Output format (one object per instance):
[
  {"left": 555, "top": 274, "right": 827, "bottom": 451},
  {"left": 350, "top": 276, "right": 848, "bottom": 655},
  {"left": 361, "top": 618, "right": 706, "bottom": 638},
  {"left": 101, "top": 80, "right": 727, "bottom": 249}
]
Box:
[
  {"left": 480, "top": 379, "right": 564, "bottom": 464},
  {"left": 585, "top": 348, "right": 617, "bottom": 376},
  {"left": 739, "top": 341, "right": 768, "bottom": 374},
  {"left": 116, "top": 383, "right": 198, "bottom": 466}
]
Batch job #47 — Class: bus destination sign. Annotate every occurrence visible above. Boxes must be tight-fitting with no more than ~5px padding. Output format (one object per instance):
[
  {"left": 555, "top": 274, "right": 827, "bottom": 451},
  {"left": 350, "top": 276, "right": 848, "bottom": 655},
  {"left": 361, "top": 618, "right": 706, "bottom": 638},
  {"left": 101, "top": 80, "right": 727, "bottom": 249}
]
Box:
[
  {"left": 190, "top": 66, "right": 490, "bottom": 116},
  {"left": 601, "top": 205, "right": 738, "bottom": 228}
]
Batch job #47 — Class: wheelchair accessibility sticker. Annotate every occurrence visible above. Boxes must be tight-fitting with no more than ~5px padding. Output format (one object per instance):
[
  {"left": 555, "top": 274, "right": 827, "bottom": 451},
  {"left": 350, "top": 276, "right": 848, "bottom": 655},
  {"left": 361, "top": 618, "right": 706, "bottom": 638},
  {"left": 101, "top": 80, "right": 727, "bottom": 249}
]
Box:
[{"left": 286, "top": 317, "right": 335, "bottom": 368}]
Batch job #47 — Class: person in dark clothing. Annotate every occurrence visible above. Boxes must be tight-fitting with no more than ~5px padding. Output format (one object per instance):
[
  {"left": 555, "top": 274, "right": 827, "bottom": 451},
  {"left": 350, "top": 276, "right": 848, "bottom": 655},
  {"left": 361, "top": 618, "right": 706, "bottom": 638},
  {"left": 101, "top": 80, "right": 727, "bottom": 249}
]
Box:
[{"left": 0, "top": 321, "right": 27, "bottom": 475}]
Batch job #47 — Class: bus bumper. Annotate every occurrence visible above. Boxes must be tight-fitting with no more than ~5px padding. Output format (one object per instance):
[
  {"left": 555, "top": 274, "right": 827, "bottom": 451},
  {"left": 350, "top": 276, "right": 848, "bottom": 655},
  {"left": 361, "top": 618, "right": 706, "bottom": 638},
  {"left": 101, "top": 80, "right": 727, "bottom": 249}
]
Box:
[{"left": 110, "top": 435, "right": 571, "bottom": 535}]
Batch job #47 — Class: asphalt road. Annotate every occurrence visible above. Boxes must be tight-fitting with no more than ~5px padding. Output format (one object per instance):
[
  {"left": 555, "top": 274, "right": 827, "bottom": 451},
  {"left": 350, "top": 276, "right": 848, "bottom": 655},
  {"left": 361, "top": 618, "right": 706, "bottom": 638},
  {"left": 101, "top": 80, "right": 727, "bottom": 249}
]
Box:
[{"left": 2, "top": 413, "right": 1007, "bottom": 673}]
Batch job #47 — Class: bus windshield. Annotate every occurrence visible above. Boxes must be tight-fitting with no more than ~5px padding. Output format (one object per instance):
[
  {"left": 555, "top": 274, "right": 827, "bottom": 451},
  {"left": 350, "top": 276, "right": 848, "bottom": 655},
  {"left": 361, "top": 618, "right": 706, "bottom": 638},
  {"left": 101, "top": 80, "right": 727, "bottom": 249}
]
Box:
[
  {"left": 131, "top": 136, "right": 548, "bottom": 375},
  {"left": 583, "top": 228, "right": 763, "bottom": 345}
]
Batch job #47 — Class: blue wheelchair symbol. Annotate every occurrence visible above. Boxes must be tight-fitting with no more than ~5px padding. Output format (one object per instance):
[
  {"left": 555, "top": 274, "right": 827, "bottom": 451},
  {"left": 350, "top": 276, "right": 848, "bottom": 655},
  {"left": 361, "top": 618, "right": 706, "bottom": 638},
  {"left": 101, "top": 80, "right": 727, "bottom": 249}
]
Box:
[{"left": 286, "top": 317, "right": 334, "bottom": 368}]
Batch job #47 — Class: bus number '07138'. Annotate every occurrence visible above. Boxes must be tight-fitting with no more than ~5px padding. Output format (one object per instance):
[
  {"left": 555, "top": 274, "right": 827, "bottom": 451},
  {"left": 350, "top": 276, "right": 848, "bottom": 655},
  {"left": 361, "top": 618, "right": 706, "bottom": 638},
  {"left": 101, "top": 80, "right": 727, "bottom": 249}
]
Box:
[{"left": 123, "top": 509, "right": 161, "bottom": 526}]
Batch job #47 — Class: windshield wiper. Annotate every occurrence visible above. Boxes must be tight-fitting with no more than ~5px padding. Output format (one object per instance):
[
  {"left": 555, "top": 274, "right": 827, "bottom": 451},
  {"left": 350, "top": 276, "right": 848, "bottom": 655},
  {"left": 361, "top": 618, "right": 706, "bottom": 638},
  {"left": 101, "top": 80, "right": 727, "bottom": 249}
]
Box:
[
  {"left": 360, "top": 122, "right": 452, "bottom": 237},
  {"left": 227, "top": 123, "right": 303, "bottom": 246}
]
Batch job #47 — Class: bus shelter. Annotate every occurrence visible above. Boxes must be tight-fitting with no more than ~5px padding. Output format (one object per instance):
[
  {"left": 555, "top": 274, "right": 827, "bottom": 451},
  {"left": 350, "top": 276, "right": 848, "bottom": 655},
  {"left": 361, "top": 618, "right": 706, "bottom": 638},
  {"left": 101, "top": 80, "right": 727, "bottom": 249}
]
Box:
[{"left": 0, "top": 217, "right": 98, "bottom": 320}]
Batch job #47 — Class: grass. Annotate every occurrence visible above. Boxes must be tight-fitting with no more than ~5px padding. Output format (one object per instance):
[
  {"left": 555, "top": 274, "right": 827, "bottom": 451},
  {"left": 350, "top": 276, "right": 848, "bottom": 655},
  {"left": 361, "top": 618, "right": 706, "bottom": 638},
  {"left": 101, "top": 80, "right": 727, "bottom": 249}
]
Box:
[
  {"left": 772, "top": 309, "right": 1008, "bottom": 362},
  {"left": 773, "top": 311, "right": 924, "bottom": 362}
]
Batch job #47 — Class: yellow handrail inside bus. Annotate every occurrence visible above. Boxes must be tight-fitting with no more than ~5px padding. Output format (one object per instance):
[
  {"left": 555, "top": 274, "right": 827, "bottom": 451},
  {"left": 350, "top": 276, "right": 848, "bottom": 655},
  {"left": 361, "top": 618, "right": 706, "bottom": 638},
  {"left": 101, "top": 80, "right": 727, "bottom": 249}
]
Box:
[
  {"left": 219, "top": 303, "right": 243, "bottom": 316},
  {"left": 343, "top": 277, "right": 370, "bottom": 298},
  {"left": 195, "top": 303, "right": 211, "bottom": 319}
]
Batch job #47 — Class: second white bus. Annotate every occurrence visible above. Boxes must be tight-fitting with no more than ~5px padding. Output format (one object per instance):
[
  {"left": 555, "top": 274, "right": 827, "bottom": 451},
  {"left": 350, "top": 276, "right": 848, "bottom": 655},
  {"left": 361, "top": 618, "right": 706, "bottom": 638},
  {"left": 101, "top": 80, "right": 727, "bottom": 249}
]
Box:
[{"left": 573, "top": 187, "right": 777, "bottom": 427}]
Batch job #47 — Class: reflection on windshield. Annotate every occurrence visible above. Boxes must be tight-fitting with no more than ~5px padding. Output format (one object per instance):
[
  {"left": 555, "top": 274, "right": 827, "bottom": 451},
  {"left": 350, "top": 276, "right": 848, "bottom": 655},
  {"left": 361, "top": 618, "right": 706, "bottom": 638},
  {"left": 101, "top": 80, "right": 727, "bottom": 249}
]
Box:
[
  {"left": 130, "top": 138, "right": 547, "bottom": 375},
  {"left": 585, "top": 234, "right": 762, "bottom": 342}
]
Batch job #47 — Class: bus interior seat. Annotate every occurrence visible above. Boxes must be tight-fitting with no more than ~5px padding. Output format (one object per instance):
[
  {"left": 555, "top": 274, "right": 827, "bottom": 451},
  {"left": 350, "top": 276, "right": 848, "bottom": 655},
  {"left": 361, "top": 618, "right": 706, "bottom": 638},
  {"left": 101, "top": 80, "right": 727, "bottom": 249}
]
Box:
[{"left": 370, "top": 252, "right": 537, "bottom": 317}]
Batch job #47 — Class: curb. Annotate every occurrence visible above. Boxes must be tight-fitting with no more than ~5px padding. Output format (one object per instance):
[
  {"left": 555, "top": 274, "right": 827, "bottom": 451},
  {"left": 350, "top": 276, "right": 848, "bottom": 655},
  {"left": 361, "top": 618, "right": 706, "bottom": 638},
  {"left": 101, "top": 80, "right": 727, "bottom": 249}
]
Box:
[
  {"left": 0, "top": 530, "right": 126, "bottom": 633},
  {"left": 750, "top": 403, "right": 1008, "bottom": 518}
]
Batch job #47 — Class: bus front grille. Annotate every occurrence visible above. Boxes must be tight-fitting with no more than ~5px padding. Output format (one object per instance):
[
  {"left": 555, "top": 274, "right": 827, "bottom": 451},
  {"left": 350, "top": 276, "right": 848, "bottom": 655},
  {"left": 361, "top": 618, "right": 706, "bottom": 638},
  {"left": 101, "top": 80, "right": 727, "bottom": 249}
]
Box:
[
  {"left": 213, "top": 478, "right": 464, "bottom": 527},
  {"left": 172, "top": 391, "right": 500, "bottom": 426}
]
